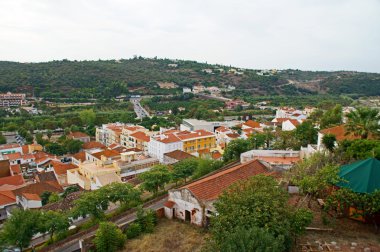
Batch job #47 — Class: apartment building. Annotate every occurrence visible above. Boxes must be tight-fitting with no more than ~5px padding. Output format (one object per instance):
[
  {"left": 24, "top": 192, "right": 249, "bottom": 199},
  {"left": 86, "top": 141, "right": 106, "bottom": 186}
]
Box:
[
  {"left": 0, "top": 92, "right": 27, "bottom": 107},
  {"left": 95, "top": 123, "right": 125, "bottom": 146}
]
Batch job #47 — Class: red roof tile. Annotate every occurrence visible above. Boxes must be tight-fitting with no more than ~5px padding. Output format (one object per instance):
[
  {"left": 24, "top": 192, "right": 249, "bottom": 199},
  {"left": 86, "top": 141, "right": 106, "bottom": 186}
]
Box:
[
  {"left": 0, "top": 191, "right": 16, "bottom": 206},
  {"left": 69, "top": 131, "right": 90, "bottom": 139},
  {"left": 82, "top": 141, "right": 106, "bottom": 150},
  {"left": 130, "top": 131, "right": 150, "bottom": 142},
  {"left": 22, "top": 145, "right": 29, "bottom": 154},
  {"left": 320, "top": 124, "right": 360, "bottom": 141},
  {"left": 3, "top": 152, "right": 22, "bottom": 161},
  {"left": 10, "top": 164, "right": 21, "bottom": 175},
  {"left": 215, "top": 126, "right": 230, "bottom": 133},
  {"left": 181, "top": 160, "right": 270, "bottom": 201},
  {"left": 92, "top": 149, "right": 120, "bottom": 160},
  {"left": 22, "top": 193, "right": 41, "bottom": 201},
  {"left": 0, "top": 174, "right": 25, "bottom": 186},
  {"left": 13, "top": 181, "right": 63, "bottom": 198},
  {"left": 73, "top": 151, "right": 86, "bottom": 162},
  {"left": 164, "top": 150, "right": 194, "bottom": 161},
  {"left": 52, "top": 161, "right": 78, "bottom": 176},
  {"left": 211, "top": 151, "right": 222, "bottom": 160},
  {"left": 164, "top": 200, "right": 175, "bottom": 208},
  {"left": 243, "top": 120, "right": 261, "bottom": 128},
  {"left": 226, "top": 133, "right": 240, "bottom": 139}
]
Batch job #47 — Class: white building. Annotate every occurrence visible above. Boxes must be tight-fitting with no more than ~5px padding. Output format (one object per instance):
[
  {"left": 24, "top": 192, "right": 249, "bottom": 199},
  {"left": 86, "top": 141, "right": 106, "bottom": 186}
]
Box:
[
  {"left": 164, "top": 160, "right": 271, "bottom": 226},
  {"left": 148, "top": 134, "right": 183, "bottom": 163}
]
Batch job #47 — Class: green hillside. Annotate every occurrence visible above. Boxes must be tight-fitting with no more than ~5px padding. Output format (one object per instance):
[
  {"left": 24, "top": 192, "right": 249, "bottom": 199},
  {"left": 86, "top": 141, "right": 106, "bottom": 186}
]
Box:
[{"left": 0, "top": 57, "right": 379, "bottom": 99}]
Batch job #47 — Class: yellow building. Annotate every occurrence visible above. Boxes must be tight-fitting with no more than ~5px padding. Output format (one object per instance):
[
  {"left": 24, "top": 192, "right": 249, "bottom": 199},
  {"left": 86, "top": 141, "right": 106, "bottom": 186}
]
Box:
[{"left": 177, "top": 130, "right": 216, "bottom": 154}]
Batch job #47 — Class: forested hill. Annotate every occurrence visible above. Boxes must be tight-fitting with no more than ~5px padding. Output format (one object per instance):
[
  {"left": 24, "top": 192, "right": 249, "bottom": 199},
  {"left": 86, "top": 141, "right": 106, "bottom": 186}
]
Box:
[{"left": 0, "top": 57, "right": 379, "bottom": 99}]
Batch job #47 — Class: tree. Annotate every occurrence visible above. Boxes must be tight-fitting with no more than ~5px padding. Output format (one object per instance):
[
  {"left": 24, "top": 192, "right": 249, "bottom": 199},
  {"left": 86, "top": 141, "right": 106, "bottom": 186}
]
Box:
[
  {"left": 294, "top": 121, "right": 318, "bottom": 147},
  {"left": 46, "top": 129, "right": 53, "bottom": 140},
  {"left": 48, "top": 192, "right": 60, "bottom": 204},
  {"left": 223, "top": 138, "right": 251, "bottom": 162},
  {"left": 192, "top": 159, "right": 223, "bottom": 179},
  {"left": 345, "top": 107, "right": 380, "bottom": 139},
  {"left": 322, "top": 134, "right": 336, "bottom": 152},
  {"left": 93, "top": 222, "right": 126, "bottom": 252},
  {"left": 71, "top": 190, "right": 110, "bottom": 220},
  {"left": 79, "top": 109, "right": 96, "bottom": 126},
  {"left": 206, "top": 226, "right": 284, "bottom": 252},
  {"left": 64, "top": 139, "right": 83, "bottom": 154},
  {"left": 102, "top": 182, "right": 142, "bottom": 208},
  {"left": 209, "top": 175, "right": 313, "bottom": 251},
  {"left": 41, "top": 191, "right": 52, "bottom": 206},
  {"left": 138, "top": 165, "right": 171, "bottom": 195},
  {"left": 0, "top": 209, "right": 43, "bottom": 251},
  {"left": 172, "top": 158, "right": 198, "bottom": 183},
  {"left": 320, "top": 104, "right": 342, "bottom": 129},
  {"left": 0, "top": 133, "right": 6, "bottom": 144},
  {"left": 40, "top": 211, "right": 70, "bottom": 241}
]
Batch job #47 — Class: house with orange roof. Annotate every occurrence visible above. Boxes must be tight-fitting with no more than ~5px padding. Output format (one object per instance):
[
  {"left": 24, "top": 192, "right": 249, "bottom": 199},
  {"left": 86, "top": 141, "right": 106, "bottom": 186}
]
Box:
[
  {"left": 127, "top": 131, "right": 151, "bottom": 154},
  {"left": 51, "top": 161, "right": 78, "bottom": 185},
  {"left": 163, "top": 150, "right": 194, "bottom": 165},
  {"left": 68, "top": 131, "right": 91, "bottom": 143},
  {"left": 164, "top": 160, "right": 272, "bottom": 226},
  {"left": 0, "top": 190, "right": 17, "bottom": 221},
  {"left": 0, "top": 143, "right": 22, "bottom": 155},
  {"left": 120, "top": 125, "right": 149, "bottom": 147},
  {"left": 82, "top": 141, "right": 106, "bottom": 150},
  {"left": 13, "top": 181, "right": 63, "bottom": 209},
  {"left": 241, "top": 120, "right": 261, "bottom": 130},
  {"left": 317, "top": 124, "right": 360, "bottom": 151},
  {"left": 96, "top": 123, "right": 126, "bottom": 146},
  {"left": 282, "top": 119, "right": 302, "bottom": 131}
]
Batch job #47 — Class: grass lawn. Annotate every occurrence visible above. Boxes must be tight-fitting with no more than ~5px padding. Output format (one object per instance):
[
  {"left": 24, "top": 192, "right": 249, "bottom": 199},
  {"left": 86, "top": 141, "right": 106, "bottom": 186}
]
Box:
[{"left": 123, "top": 218, "right": 208, "bottom": 252}]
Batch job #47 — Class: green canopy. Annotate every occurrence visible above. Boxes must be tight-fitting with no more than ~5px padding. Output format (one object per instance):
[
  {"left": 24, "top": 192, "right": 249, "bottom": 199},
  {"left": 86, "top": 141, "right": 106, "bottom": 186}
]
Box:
[{"left": 337, "top": 158, "right": 380, "bottom": 193}]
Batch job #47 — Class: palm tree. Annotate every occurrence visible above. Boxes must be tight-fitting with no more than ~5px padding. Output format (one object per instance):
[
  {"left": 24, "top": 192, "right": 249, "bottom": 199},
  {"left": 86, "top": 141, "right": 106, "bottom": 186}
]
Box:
[{"left": 345, "top": 107, "right": 380, "bottom": 139}]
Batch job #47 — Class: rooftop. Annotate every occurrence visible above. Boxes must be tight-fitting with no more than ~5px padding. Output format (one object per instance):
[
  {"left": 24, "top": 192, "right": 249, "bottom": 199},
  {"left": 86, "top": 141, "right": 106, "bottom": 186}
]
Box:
[
  {"left": 82, "top": 141, "right": 106, "bottom": 150},
  {"left": 68, "top": 131, "right": 90, "bottom": 139},
  {"left": 180, "top": 160, "right": 271, "bottom": 201},
  {"left": 130, "top": 131, "right": 150, "bottom": 142},
  {"left": 164, "top": 150, "right": 194, "bottom": 161}
]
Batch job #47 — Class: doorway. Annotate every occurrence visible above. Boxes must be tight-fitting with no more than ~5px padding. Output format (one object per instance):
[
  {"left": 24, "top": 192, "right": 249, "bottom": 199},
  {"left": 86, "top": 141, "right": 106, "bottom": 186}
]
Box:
[{"left": 185, "top": 210, "right": 191, "bottom": 222}]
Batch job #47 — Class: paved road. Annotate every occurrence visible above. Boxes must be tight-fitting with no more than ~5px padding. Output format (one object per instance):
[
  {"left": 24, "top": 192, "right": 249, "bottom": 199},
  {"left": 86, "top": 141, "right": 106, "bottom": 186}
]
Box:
[
  {"left": 130, "top": 98, "right": 150, "bottom": 119},
  {"left": 46, "top": 197, "right": 168, "bottom": 252}
]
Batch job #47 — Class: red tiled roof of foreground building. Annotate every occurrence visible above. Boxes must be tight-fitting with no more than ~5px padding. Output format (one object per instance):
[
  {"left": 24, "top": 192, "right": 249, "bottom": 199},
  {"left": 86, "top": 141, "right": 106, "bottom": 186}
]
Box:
[
  {"left": 3, "top": 152, "right": 22, "bottom": 161},
  {"left": 13, "top": 181, "right": 63, "bottom": 198},
  {"left": 22, "top": 193, "right": 41, "bottom": 201},
  {"left": 10, "top": 164, "right": 21, "bottom": 175},
  {"left": 73, "top": 151, "right": 86, "bottom": 162},
  {"left": 181, "top": 159, "right": 271, "bottom": 201},
  {"left": 51, "top": 161, "right": 78, "bottom": 176},
  {"left": 0, "top": 174, "right": 25, "bottom": 186},
  {"left": 320, "top": 124, "right": 361, "bottom": 141},
  {"left": 130, "top": 131, "right": 150, "bottom": 142},
  {"left": 215, "top": 126, "right": 231, "bottom": 133},
  {"left": 82, "top": 141, "right": 106, "bottom": 150},
  {"left": 164, "top": 150, "right": 194, "bottom": 161},
  {"left": 68, "top": 131, "right": 90, "bottom": 139},
  {"left": 0, "top": 191, "right": 16, "bottom": 206},
  {"left": 92, "top": 149, "right": 120, "bottom": 160},
  {"left": 243, "top": 120, "right": 261, "bottom": 128}
]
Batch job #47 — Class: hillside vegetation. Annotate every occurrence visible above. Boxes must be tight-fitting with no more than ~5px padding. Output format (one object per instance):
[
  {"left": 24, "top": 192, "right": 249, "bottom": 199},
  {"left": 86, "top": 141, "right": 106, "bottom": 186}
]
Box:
[{"left": 0, "top": 57, "right": 379, "bottom": 99}]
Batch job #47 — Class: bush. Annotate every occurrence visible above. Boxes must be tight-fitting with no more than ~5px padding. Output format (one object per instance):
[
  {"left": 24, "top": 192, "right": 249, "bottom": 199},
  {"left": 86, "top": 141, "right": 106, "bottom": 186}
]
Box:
[{"left": 125, "top": 223, "right": 142, "bottom": 239}]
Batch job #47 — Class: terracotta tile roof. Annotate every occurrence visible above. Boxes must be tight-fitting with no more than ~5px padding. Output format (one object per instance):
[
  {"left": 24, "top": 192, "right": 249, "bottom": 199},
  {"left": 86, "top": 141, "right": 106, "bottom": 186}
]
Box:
[
  {"left": 164, "top": 150, "right": 194, "bottom": 161},
  {"left": 273, "top": 118, "right": 289, "bottom": 123},
  {"left": 22, "top": 145, "right": 29, "bottom": 154},
  {"left": 0, "top": 174, "right": 25, "bottom": 186},
  {"left": 10, "top": 164, "right": 21, "bottom": 175},
  {"left": 68, "top": 131, "right": 89, "bottom": 139},
  {"left": 0, "top": 191, "right": 16, "bottom": 206},
  {"left": 124, "top": 148, "right": 143, "bottom": 152},
  {"left": 36, "top": 171, "right": 58, "bottom": 183},
  {"left": 73, "top": 151, "right": 86, "bottom": 162},
  {"left": 13, "top": 181, "right": 63, "bottom": 198},
  {"left": 181, "top": 160, "right": 270, "bottom": 201},
  {"left": 211, "top": 151, "right": 222, "bottom": 160},
  {"left": 226, "top": 133, "right": 240, "bottom": 139},
  {"left": 176, "top": 130, "right": 214, "bottom": 141},
  {"left": 154, "top": 134, "right": 181, "bottom": 144},
  {"left": 42, "top": 191, "right": 83, "bottom": 211},
  {"left": 124, "top": 126, "right": 145, "bottom": 131},
  {"left": 284, "top": 119, "right": 300, "bottom": 127},
  {"left": 243, "top": 120, "right": 261, "bottom": 128},
  {"left": 22, "top": 153, "right": 35, "bottom": 160},
  {"left": 0, "top": 144, "right": 20, "bottom": 151},
  {"left": 130, "top": 131, "right": 150, "bottom": 142},
  {"left": 108, "top": 143, "right": 120, "bottom": 149},
  {"left": 82, "top": 141, "right": 106, "bottom": 150},
  {"left": 215, "top": 126, "right": 230, "bottom": 133},
  {"left": 92, "top": 149, "right": 120, "bottom": 160},
  {"left": 3, "top": 152, "right": 22, "bottom": 161},
  {"left": 22, "top": 192, "right": 41, "bottom": 201},
  {"left": 52, "top": 161, "right": 78, "bottom": 176},
  {"left": 319, "top": 124, "right": 360, "bottom": 141}
]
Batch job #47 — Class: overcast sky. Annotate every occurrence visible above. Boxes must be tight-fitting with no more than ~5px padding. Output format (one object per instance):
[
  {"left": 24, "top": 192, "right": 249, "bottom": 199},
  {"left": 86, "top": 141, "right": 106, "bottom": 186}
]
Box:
[{"left": 0, "top": 0, "right": 379, "bottom": 72}]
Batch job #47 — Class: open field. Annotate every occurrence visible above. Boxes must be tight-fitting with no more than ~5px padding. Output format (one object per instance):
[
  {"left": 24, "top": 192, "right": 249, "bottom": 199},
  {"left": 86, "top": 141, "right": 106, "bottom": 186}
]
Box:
[{"left": 123, "top": 218, "right": 208, "bottom": 252}]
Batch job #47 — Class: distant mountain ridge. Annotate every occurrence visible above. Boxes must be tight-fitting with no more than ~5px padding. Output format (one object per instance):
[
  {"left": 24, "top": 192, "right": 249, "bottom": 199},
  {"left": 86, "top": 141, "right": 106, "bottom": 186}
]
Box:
[{"left": 0, "top": 57, "right": 379, "bottom": 99}]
